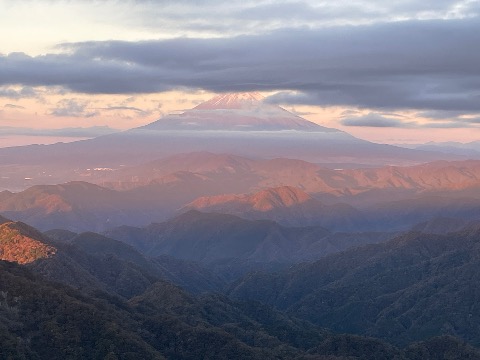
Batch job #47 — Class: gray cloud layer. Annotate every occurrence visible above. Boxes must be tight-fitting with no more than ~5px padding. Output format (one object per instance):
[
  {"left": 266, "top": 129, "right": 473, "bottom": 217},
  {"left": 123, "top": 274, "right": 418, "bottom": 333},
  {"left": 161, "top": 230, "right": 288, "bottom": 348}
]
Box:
[
  {"left": 50, "top": 99, "right": 97, "bottom": 117},
  {"left": 341, "top": 111, "right": 480, "bottom": 128},
  {"left": 341, "top": 113, "right": 414, "bottom": 128},
  {"left": 22, "top": 0, "right": 475, "bottom": 36},
  {"left": 1, "top": 17, "right": 480, "bottom": 115},
  {"left": 0, "top": 86, "right": 38, "bottom": 99},
  {"left": 0, "top": 125, "right": 119, "bottom": 137}
]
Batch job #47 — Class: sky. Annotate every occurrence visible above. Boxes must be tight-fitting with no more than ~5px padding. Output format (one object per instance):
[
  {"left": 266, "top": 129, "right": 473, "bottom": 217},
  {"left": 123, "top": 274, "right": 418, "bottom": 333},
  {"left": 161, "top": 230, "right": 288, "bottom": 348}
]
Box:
[{"left": 1, "top": 0, "right": 480, "bottom": 145}]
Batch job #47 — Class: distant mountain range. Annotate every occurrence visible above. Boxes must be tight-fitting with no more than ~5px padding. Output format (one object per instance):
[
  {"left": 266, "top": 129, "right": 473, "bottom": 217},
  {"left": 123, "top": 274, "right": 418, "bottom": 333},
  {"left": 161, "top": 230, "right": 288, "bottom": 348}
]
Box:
[
  {"left": 182, "top": 185, "right": 366, "bottom": 230},
  {"left": 2, "top": 154, "right": 480, "bottom": 232},
  {"left": 104, "top": 210, "right": 396, "bottom": 266},
  {"left": 399, "top": 141, "right": 480, "bottom": 158}
]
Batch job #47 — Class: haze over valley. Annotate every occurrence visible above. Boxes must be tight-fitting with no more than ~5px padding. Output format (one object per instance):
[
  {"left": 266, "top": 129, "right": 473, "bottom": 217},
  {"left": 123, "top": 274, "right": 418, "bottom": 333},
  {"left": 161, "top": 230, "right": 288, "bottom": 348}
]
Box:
[{"left": 2, "top": 1, "right": 480, "bottom": 358}]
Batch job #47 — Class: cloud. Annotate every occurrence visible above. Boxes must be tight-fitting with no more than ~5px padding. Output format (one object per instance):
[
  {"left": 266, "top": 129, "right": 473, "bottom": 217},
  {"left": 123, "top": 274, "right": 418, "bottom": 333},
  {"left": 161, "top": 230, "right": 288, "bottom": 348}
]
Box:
[
  {"left": 99, "top": 106, "right": 148, "bottom": 113},
  {"left": 50, "top": 99, "right": 97, "bottom": 117},
  {"left": 340, "top": 109, "right": 362, "bottom": 117},
  {"left": 341, "top": 111, "right": 480, "bottom": 128},
  {"left": 0, "top": 125, "right": 119, "bottom": 137},
  {"left": 420, "top": 121, "right": 475, "bottom": 128},
  {"left": 48, "top": 126, "right": 120, "bottom": 137},
  {"left": 463, "top": 117, "right": 480, "bottom": 124},
  {"left": 64, "top": 0, "right": 480, "bottom": 37},
  {"left": 1, "top": 17, "right": 480, "bottom": 116},
  {"left": 289, "top": 109, "right": 317, "bottom": 116},
  {"left": 0, "top": 86, "right": 38, "bottom": 99},
  {"left": 416, "top": 109, "right": 472, "bottom": 119},
  {"left": 4, "top": 104, "right": 26, "bottom": 109},
  {"left": 414, "top": 109, "right": 480, "bottom": 127},
  {"left": 341, "top": 113, "right": 416, "bottom": 127}
]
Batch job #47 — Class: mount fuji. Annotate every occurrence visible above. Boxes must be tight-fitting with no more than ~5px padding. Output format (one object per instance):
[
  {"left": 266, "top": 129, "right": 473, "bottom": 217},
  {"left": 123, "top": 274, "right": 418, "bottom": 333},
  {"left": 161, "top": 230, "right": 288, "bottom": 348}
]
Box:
[
  {"left": 141, "top": 92, "right": 335, "bottom": 132},
  {"left": 124, "top": 92, "right": 456, "bottom": 164}
]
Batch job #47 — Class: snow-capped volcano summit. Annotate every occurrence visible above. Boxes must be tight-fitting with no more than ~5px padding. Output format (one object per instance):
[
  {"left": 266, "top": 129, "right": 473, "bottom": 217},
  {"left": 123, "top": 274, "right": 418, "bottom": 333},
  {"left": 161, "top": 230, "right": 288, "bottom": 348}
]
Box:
[
  {"left": 194, "top": 92, "right": 266, "bottom": 110},
  {"left": 141, "top": 92, "right": 337, "bottom": 132}
]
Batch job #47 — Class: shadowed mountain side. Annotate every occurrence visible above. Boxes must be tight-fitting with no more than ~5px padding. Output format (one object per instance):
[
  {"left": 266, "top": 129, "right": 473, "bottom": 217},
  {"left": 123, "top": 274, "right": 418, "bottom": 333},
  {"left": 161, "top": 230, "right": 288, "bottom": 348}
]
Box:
[
  {"left": 29, "top": 231, "right": 226, "bottom": 296},
  {"left": 411, "top": 217, "right": 475, "bottom": 234},
  {"left": 71, "top": 232, "right": 226, "bottom": 294},
  {"left": 104, "top": 210, "right": 395, "bottom": 264},
  {"left": 182, "top": 185, "right": 367, "bottom": 231},
  {"left": 1, "top": 260, "right": 304, "bottom": 359},
  {"left": 0, "top": 216, "right": 226, "bottom": 296},
  {"left": 365, "top": 195, "right": 480, "bottom": 231},
  {"left": 228, "top": 224, "right": 480, "bottom": 346},
  {"left": 0, "top": 260, "right": 166, "bottom": 360},
  {"left": 5, "top": 260, "right": 476, "bottom": 359},
  {"left": 2, "top": 216, "right": 480, "bottom": 358},
  {"left": 0, "top": 214, "right": 10, "bottom": 225},
  {"left": 43, "top": 228, "right": 78, "bottom": 242}
]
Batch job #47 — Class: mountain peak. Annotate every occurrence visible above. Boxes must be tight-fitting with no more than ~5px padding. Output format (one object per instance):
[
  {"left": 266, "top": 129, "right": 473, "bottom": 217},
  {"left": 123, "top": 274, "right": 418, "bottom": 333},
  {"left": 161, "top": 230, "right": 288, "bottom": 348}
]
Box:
[
  {"left": 183, "top": 186, "right": 315, "bottom": 214},
  {"left": 194, "top": 92, "right": 265, "bottom": 110},
  {"left": 141, "top": 92, "right": 335, "bottom": 132},
  {"left": 251, "top": 186, "right": 313, "bottom": 210}
]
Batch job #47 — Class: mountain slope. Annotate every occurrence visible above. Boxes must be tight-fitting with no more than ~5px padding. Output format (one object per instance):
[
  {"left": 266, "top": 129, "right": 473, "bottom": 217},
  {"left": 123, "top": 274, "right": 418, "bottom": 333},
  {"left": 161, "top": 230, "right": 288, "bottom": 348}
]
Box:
[
  {"left": 29, "top": 230, "right": 226, "bottom": 297},
  {"left": 0, "top": 180, "right": 200, "bottom": 232},
  {"left": 142, "top": 92, "right": 332, "bottom": 132},
  {"left": 1, "top": 217, "right": 227, "bottom": 296},
  {"left": 0, "top": 219, "right": 56, "bottom": 264},
  {"left": 0, "top": 182, "right": 132, "bottom": 232},
  {"left": 1, "top": 219, "right": 480, "bottom": 358},
  {"left": 365, "top": 195, "right": 480, "bottom": 231},
  {"left": 5, "top": 156, "right": 480, "bottom": 233},
  {"left": 183, "top": 185, "right": 366, "bottom": 230},
  {"left": 2, "top": 255, "right": 480, "bottom": 359},
  {"left": 5, "top": 259, "right": 471, "bottom": 360},
  {"left": 228, "top": 225, "right": 480, "bottom": 346},
  {"left": 411, "top": 217, "right": 474, "bottom": 234},
  {"left": 0, "top": 260, "right": 165, "bottom": 360},
  {"left": 105, "top": 210, "right": 394, "bottom": 265}
]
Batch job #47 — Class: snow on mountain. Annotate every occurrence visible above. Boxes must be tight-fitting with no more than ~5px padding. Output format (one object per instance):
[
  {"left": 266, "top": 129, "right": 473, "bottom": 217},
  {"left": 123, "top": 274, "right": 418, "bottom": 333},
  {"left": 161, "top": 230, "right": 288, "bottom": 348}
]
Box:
[
  {"left": 142, "top": 92, "right": 338, "bottom": 132},
  {"left": 193, "top": 92, "right": 266, "bottom": 110}
]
